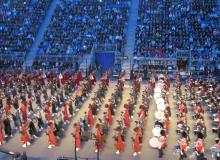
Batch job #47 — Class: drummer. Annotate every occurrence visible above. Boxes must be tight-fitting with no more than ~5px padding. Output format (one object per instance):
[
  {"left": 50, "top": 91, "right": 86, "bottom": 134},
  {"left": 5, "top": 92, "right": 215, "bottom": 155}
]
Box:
[
  {"left": 72, "top": 123, "right": 81, "bottom": 151},
  {"left": 123, "top": 104, "right": 131, "bottom": 128},
  {"left": 115, "top": 127, "right": 124, "bottom": 154},
  {"left": 94, "top": 124, "right": 104, "bottom": 152},
  {"left": 133, "top": 122, "right": 142, "bottom": 156},
  {"left": 158, "top": 130, "right": 167, "bottom": 158},
  {"left": 178, "top": 132, "right": 188, "bottom": 159}
]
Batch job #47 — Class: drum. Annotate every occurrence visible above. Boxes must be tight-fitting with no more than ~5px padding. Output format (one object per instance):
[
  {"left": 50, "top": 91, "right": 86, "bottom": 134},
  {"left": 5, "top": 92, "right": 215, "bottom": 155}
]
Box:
[
  {"left": 149, "top": 137, "right": 159, "bottom": 148},
  {"left": 152, "top": 126, "right": 161, "bottom": 137},
  {"left": 157, "top": 103, "right": 166, "bottom": 111},
  {"left": 158, "top": 74, "right": 165, "bottom": 79},
  {"left": 155, "top": 111, "right": 165, "bottom": 121},
  {"left": 154, "top": 87, "right": 162, "bottom": 93},
  {"left": 155, "top": 98, "right": 165, "bottom": 106},
  {"left": 154, "top": 93, "right": 161, "bottom": 100}
]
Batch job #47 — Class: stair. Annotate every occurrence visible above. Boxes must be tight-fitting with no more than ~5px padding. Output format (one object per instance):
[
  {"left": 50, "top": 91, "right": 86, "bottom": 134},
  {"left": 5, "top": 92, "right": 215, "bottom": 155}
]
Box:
[{"left": 122, "top": 0, "right": 139, "bottom": 79}]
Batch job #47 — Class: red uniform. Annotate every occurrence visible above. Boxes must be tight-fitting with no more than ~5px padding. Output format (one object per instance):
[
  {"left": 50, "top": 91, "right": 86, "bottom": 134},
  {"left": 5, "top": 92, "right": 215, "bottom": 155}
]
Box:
[
  {"left": 63, "top": 105, "right": 69, "bottom": 122},
  {"left": 74, "top": 124, "right": 81, "bottom": 149},
  {"left": 87, "top": 107, "right": 94, "bottom": 126},
  {"left": 180, "top": 139, "right": 187, "bottom": 151},
  {"left": 196, "top": 140, "right": 204, "bottom": 153},
  {"left": 134, "top": 127, "right": 142, "bottom": 153},
  {"left": 0, "top": 124, "right": 4, "bottom": 143},
  {"left": 48, "top": 123, "right": 57, "bottom": 146},
  {"left": 123, "top": 108, "right": 130, "bottom": 128},
  {"left": 107, "top": 107, "right": 113, "bottom": 126},
  {"left": 20, "top": 126, "right": 30, "bottom": 144},
  {"left": 116, "top": 133, "right": 124, "bottom": 152},
  {"left": 20, "top": 103, "right": 28, "bottom": 122}
]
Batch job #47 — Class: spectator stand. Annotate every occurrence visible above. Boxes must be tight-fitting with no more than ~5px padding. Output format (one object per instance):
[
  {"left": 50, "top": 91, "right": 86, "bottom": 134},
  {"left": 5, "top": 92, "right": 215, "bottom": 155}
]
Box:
[
  {"left": 190, "top": 49, "right": 220, "bottom": 76},
  {"left": 0, "top": 0, "right": 51, "bottom": 68}
]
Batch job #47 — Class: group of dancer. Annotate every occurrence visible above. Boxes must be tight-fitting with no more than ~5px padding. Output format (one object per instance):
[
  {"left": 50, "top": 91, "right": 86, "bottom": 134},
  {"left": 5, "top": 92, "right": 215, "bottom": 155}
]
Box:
[
  {"left": 112, "top": 73, "right": 147, "bottom": 156},
  {"left": 0, "top": 69, "right": 219, "bottom": 159},
  {"left": 0, "top": 68, "right": 100, "bottom": 149}
]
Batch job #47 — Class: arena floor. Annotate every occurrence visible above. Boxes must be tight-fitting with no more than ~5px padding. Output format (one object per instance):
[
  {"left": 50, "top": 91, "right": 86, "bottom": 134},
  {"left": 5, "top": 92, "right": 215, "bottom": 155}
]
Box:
[{"left": 0, "top": 81, "right": 215, "bottom": 160}]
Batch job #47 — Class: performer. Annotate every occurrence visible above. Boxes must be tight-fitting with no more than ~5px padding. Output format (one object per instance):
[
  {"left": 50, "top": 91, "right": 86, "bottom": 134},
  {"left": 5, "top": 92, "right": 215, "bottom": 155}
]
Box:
[
  {"left": 95, "top": 124, "right": 103, "bottom": 152},
  {"left": 158, "top": 130, "right": 167, "bottom": 158},
  {"left": 115, "top": 128, "right": 124, "bottom": 154},
  {"left": 195, "top": 139, "right": 204, "bottom": 155},
  {"left": 3, "top": 115, "right": 12, "bottom": 137},
  {"left": 20, "top": 101, "right": 28, "bottom": 123},
  {"left": 133, "top": 124, "right": 142, "bottom": 156},
  {"left": 179, "top": 137, "right": 187, "bottom": 159},
  {"left": 68, "top": 99, "right": 74, "bottom": 116},
  {"left": 63, "top": 104, "right": 69, "bottom": 124},
  {"left": 29, "top": 119, "right": 38, "bottom": 139},
  {"left": 47, "top": 122, "right": 57, "bottom": 149},
  {"left": 87, "top": 104, "right": 94, "bottom": 127},
  {"left": 0, "top": 118, "right": 5, "bottom": 145},
  {"left": 5, "top": 101, "right": 11, "bottom": 115},
  {"left": 139, "top": 105, "right": 146, "bottom": 125},
  {"left": 106, "top": 104, "right": 113, "bottom": 126},
  {"left": 123, "top": 104, "right": 131, "bottom": 128},
  {"left": 72, "top": 123, "right": 81, "bottom": 151},
  {"left": 45, "top": 103, "right": 52, "bottom": 122},
  {"left": 20, "top": 123, "right": 31, "bottom": 148},
  {"left": 151, "top": 76, "right": 156, "bottom": 92}
]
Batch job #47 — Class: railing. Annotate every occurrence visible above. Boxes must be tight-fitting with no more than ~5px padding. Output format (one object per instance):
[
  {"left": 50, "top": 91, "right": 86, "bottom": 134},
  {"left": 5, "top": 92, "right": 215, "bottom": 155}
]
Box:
[
  {"left": 35, "top": 54, "right": 79, "bottom": 62},
  {"left": 133, "top": 57, "right": 177, "bottom": 65},
  {"left": 94, "top": 44, "right": 118, "bottom": 52}
]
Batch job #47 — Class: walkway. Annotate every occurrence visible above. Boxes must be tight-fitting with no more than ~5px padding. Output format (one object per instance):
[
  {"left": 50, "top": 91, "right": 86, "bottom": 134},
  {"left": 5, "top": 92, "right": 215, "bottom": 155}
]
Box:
[{"left": 122, "top": 0, "right": 139, "bottom": 79}]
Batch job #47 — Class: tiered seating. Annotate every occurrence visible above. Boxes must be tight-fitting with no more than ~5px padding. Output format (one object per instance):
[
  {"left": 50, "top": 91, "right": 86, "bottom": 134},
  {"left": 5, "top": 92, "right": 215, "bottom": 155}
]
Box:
[
  {"left": 189, "top": 0, "right": 220, "bottom": 72},
  {"left": 135, "top": 0, "right": 220, "bottom": 58},
  {"left": 135, "top": 0, "right": 189, "bottom": 58},
  {"left": 134, "top": 0, "right": 219, "bottom": 74},
  {"left": 0, "top": 0, "right": 51, "bottom": 68},
  {"left": 34, "top": 0, "right": 130, "bottom": 70}
]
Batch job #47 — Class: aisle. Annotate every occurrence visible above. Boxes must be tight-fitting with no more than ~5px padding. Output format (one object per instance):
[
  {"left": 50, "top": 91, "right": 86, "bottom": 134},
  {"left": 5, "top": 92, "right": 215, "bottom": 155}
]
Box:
[
  {"left": 100, "top": 81, "right": 131, "bottom": 160},
  {"left": 78, "top": 82, "right": 117, "bottom": 159},
  {"left": 122, "top": 82, "right": 144, "bottom": 159}
]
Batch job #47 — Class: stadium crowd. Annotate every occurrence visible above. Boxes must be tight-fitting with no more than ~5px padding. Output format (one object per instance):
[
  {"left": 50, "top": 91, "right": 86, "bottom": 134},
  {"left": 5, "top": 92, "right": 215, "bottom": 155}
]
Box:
[
  {"left": 134, "top": 0, "right": 220, "bottom": 70},
  {"left": 0, "top": 0, "right": 51, "bottom": 68},
  {"left": 34, "top": 0, "right": 130, "bottom": 70}
]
